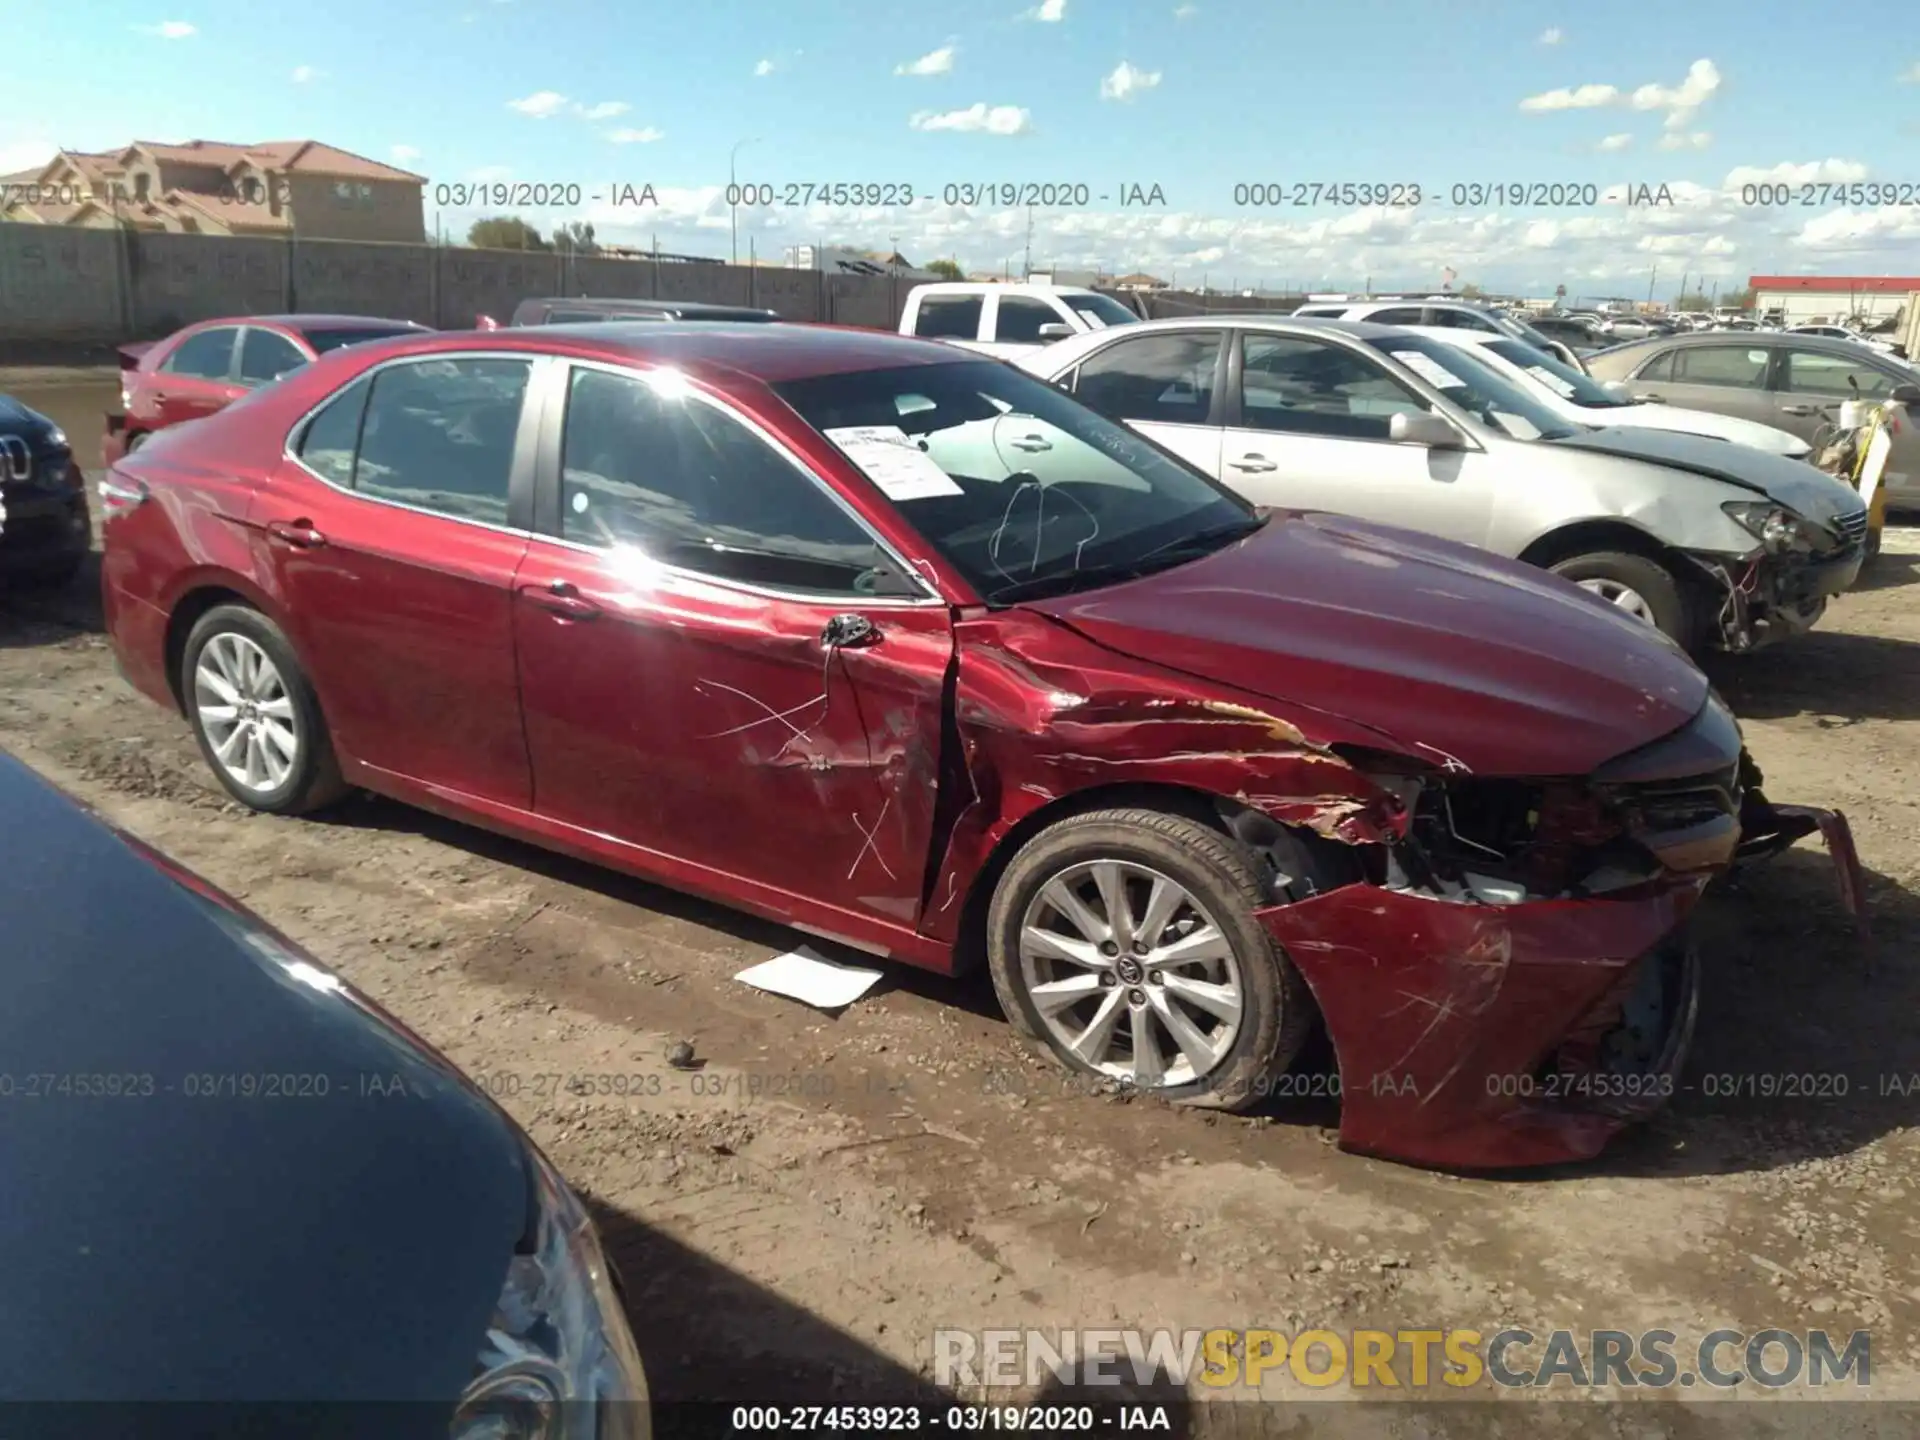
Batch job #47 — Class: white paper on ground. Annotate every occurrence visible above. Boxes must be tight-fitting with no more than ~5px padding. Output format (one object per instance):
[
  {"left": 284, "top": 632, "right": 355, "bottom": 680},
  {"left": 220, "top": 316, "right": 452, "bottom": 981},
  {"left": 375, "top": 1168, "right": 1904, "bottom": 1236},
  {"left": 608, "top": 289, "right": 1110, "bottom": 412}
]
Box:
[
  {"left": 734, "top": 946, "right": 884, "bottom": 1010},
  {"left": 824, "top": 425, "right": 965, "bottom": 500}
]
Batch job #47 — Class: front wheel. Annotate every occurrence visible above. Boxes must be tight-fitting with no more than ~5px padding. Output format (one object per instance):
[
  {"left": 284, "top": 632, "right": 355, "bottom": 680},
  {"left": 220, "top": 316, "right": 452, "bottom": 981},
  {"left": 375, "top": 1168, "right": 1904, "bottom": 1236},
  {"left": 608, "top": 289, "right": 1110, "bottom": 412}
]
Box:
[
  {"left": 986, "top": 808, "right": 1313, "bottom": 1111},
  {"left": 1548, "top": 550, "right": 1695, "bottom": 648}
]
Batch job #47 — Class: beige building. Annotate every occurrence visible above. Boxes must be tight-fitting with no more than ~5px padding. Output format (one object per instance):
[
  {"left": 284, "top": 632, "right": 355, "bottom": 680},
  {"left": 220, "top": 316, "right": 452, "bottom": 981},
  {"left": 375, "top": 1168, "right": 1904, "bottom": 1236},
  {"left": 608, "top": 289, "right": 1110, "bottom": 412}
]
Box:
[{"left": 1, "top": 139, "right": 426, "bottom": 242}]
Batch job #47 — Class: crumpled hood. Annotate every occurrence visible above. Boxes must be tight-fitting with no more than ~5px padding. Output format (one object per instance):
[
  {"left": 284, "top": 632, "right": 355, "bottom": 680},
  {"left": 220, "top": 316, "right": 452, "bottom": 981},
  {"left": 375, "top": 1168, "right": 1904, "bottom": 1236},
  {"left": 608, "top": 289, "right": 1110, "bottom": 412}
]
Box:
[
  {"left": 1606, "top": 402, "right": 1808, "bottom": 456},
  {"left": 1551, "top": 425, "right": 1863, "bottom": 525},
  {"left": 1026, "top": 510, "right": 1708, "bottom": 777}
]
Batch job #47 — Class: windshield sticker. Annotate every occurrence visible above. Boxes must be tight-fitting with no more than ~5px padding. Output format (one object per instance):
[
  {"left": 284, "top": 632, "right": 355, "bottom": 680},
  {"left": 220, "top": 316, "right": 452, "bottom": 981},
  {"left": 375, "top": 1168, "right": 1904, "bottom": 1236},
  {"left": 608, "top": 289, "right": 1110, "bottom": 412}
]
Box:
[
  {"left": 1391, "top": 350, "right": 1466, "bottom": 389},
  {"left": 824, "top": 425, "right": 965, "bottom": 500},
  {"left": 1525, "top": 364, "right": 1578, "bottom": 398}
]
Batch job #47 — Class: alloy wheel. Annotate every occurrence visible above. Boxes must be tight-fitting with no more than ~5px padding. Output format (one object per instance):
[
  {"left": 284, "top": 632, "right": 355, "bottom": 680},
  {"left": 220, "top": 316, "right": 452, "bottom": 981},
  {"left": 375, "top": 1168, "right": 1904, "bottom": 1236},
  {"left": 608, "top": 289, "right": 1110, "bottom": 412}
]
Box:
[
  {"left": 1576, "top": 577, "right": 1657, "bottom": 625},
  {"left": 194, "top": 633, "right": 299, "bottom": 793},
  {"left": 1017, "top": 859, "right": 1245, "bottom": 1090}
]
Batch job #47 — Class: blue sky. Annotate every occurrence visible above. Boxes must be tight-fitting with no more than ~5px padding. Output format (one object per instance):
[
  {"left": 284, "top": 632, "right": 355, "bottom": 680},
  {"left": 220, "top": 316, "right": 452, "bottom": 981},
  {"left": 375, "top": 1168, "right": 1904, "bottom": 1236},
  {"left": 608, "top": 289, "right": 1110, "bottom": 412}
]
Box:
[{"left": 8, "top": 0, "right": 1920, "bottom": 293}]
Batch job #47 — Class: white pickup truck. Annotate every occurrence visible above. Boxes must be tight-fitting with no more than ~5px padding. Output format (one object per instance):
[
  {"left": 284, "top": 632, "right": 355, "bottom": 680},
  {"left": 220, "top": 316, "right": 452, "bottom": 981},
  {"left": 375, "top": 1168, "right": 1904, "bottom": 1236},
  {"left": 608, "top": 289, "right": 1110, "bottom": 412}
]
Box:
[{"left": 897, "top": 282, "right": 1141, "bottom": 359}]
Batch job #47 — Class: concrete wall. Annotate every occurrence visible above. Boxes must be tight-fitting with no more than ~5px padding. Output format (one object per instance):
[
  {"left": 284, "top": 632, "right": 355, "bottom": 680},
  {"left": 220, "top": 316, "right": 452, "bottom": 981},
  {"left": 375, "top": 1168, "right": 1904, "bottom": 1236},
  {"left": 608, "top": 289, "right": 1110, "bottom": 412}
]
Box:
[{"left": 0, "top": 222, "right": 912, "bottom": 342}]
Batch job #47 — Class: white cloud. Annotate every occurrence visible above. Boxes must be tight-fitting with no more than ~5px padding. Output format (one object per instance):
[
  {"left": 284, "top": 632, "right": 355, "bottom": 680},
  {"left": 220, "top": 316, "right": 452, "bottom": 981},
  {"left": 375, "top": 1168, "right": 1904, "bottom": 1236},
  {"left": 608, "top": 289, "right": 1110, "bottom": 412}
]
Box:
[
  {"left": 1173, "top": 2, "right": 1197, "bottom": 14},
  {"left": 1899, "top": 61, "right": 1920, "bottom": 82},
  {"left": 1629, "top": 58, "right": 1720, "bottom": 128},
  {"left": 910, "top": 103, "right": 1032, "bottom": 134},
  {"left": 135, "top": 20, "right": 196, "bottom": 38},
  {"left": 290, "top": 64, "right": 320, "bottom": 82},
  {"left": 605, "top": 127, "right": 665, "bottom": 144},
  {"left": 1100, "top": 61, "right": 1161, "bottom": 101},
  {"left": 1596, "top": 132, "right": 1632, "bottom": 151},
  {"left": 896, "top": 44, "right": 956, "bottom": 76},
  {"left": 1539, "top": 27, "right": 1563, "bottom": 44},
  {"left": 575, "top": 101, "right": 629, "bottom": 120},
  {"left": 1723, "top": 158, "right": 1870, "bottom": 189},
  {"left": 1519, "top": 82, "right": 1618, "bottom": 111},
  {"left": 469, "top": 165, "right": 513, "bottom": 182},
  {"left": 1023, "top": 0, "right": 1065, "bottom": 19},
  {"left": 754, "top": 58, "right": 775, "bottom": 76},
  {"left": 391, "top": 145, "right": 422, "bottom": 163},
  {"left": 507, "top": 90, "right": 568, "bottom": 118},
  {"left": 1656, "top": 130, "right": 1712, "bottom": 151}
]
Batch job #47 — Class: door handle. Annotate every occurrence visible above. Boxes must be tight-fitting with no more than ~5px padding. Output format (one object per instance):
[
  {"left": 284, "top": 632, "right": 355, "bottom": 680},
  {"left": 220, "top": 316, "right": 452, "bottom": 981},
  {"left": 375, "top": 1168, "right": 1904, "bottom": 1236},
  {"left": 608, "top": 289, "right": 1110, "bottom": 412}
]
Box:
[
  {"left": 1229, "top": 454, "right": 1278, "bottom": 473},
  {"left": 1778, "top": 404, "right": 1824, "bottom": 416},
  {"left": 821, "top": 613, "right": 879, "bottom": 649},
  {"left": 266, "top": 519, "right": 327, "bottom": 548},
  {"left": 518, "top": 579, "right": 601, "bottom": 620},
  {"left": 1007, "top": 434, "right": 1054, "bottom": 452}
]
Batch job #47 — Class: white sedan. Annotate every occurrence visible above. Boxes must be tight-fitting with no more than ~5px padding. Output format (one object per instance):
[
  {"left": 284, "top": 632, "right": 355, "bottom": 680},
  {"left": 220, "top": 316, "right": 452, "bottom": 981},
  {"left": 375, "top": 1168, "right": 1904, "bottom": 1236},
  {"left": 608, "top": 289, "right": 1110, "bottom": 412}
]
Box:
[{"left": 1399, "top": 327, "right": 1813, "bottom": 459}]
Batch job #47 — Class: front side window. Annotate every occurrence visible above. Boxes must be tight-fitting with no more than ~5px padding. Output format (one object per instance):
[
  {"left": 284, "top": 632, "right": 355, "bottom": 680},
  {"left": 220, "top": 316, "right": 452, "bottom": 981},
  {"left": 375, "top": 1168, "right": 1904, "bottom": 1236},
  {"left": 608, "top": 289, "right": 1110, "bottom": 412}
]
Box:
[
  {"left": 238, "top": 329, "right": 309, "bottom": 385},
  {"left": 1072, "top": 332, "right": 1221, "bottom": 425},
  {"left": 163, "top": 328, "right": 238, "bottom": 379},
  {"left": 1781, "top": 349, "right": 1897, "bottom": 400},
  {"left": 559, "top": 366, "right": 909, "bottom": 598},
  {"left": 996, "top": 296, "right": 1069, "bottom": 344},
  {"left": 913, "top": 296, "right": 983, "bottom": 340},
  {"left": 1067, "top": 293, "right": 1140, "bottom": 329},
  {"left": 347, "top": 358, "right": 530, "bottom": 524},
  {"left": 301, "top": 326, "right": 423, "bottom": 354},
  {"left": 1674, "top": 345, "right": 1770, "bottom": 388},
  {"left": 1633, "top": 350, "right": 1677, "bottom": 382},
  {"left": 774, "top": 359, "right": 1257, "bottom": 604},
  {"left": 1364, "top": 307, "right": 1424, "bottom": 326},
  {"left": 1240, "top": 334, "right": 1427, "bottom": 439},
  {"left": 1432, "top": 308, "right": 1502, "bottom": 333}
]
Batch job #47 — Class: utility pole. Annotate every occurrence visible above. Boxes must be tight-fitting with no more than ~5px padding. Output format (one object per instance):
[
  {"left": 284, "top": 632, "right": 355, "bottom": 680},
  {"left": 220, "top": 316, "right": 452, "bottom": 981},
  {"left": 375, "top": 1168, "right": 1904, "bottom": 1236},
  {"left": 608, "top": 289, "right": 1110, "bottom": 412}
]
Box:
[
  {"left": 1022, "top": 204, "right": 1033, "bottom": 280},
  {"left": 1646, "top": 265, "right": 1657, "bottom": 308}
]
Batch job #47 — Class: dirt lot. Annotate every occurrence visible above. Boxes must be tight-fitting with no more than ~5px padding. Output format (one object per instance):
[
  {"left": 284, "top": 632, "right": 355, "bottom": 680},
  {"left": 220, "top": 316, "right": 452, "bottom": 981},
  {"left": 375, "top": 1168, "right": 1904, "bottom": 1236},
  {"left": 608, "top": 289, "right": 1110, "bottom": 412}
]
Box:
[{"left": 5, "top": 370, "right": 1920, "bottom": 1422}]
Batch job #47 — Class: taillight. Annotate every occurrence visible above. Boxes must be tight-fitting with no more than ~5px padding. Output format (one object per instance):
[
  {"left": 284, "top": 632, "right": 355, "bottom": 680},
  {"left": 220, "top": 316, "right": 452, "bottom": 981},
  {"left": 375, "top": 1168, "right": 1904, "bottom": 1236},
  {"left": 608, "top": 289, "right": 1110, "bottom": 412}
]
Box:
[{"left": 98, "top": 473, "right": 148, "bottom": 518}]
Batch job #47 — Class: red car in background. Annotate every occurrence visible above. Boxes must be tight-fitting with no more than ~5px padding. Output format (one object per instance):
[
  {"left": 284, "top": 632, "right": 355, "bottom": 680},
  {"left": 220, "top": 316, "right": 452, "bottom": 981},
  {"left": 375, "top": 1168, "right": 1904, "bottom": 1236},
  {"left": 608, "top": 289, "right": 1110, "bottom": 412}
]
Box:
[
  {"left": 94, "top": 322, "right": 1864, "bottom": 1170},
  {"left": 105, "top": 314, "right": 431, "bottom": 464}
]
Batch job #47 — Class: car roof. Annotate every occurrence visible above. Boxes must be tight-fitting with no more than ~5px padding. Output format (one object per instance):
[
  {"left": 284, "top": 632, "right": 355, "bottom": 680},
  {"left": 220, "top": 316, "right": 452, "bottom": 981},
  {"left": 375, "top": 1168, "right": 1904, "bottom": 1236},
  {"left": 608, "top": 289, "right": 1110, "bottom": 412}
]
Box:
[
  {"left": 518, "top": 297, "right": 778, "bottom": 319},
  {"left": 185, "top": 314, "right": 428, "bottom": 332},
  {"left": 353, "top": 320, "right": 980, "bottom": 384},
  {"left": 1052, "top": 313, "right": 1401, "bottom": 340},
  {"left": 912, "top": 281, "right": 1102, "bottom": 297}
]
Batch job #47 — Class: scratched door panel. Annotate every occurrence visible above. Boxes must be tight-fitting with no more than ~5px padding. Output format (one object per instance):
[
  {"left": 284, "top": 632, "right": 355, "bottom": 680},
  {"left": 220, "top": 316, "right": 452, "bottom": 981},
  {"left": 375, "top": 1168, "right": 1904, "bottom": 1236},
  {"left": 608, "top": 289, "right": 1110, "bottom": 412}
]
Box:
[{"left": 513, "top": 538, "right": 900, "bottom": 912}]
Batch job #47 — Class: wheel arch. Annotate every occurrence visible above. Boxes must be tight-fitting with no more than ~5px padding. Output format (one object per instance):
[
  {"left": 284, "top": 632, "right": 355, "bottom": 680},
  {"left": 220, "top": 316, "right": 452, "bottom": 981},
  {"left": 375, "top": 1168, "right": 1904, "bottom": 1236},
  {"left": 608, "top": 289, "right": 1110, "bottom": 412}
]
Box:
[
  {"left": 161, "top": 573, "right": 302, "bottom": 714},
  {"left": 1517, "top": 516, "right": 1688, "bottom": 573}
]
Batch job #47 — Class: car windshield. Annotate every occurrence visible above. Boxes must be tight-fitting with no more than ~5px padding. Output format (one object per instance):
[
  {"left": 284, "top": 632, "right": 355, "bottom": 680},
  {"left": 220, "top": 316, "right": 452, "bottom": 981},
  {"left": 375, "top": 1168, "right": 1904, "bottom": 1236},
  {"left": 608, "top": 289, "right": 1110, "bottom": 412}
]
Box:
[
  {"left": 772, "top": 359, "right": 1259, "bottom": 604},
  {"left": 302, "top": 326, "right": 423, "bottom": 354},
  {"left": 1067, "top": 293, "right": 1142, "bottom": 329},
  {"left": 1483, "top": 338, "right": 1628, "bottom": 408},
  {"left": 1365, "top": 334, "right": 1582, "bottom": 441}
]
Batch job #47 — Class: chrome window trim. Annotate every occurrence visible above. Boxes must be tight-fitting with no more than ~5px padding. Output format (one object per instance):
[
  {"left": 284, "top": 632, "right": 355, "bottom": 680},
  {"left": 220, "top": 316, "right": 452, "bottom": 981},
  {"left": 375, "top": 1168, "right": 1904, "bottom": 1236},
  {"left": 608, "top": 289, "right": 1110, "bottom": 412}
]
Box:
[
  {"left": 279, "top": 347, "right": 543, "bottom": 542},
  {"left": 553, "top": 355, "right": 945, "bottom": 607}
]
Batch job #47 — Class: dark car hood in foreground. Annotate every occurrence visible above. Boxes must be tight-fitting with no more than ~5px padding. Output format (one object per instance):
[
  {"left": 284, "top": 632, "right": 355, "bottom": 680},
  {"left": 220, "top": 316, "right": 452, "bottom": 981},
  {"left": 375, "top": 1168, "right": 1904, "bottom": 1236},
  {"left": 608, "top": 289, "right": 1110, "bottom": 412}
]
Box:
[
  {"left": 1551, "top": 425, "right": 1862, "bottom": 524},
  {"left": 1027, "top": 511, "right": 1708, "bottom": 777},
  {"left": 0, "top": 753, "right": 527, "bottom": 1403}
]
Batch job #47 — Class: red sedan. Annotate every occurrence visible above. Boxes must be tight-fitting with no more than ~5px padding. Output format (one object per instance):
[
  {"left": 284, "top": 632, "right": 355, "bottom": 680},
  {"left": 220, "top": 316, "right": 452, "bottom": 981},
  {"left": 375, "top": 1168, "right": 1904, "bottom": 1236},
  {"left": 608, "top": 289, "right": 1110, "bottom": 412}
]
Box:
[
  {"left": 104, "top": 314, "right": 432, "bottom": 464},
  {"left": 96, "top": 322, "right": 1863, "bottom": 1169}
]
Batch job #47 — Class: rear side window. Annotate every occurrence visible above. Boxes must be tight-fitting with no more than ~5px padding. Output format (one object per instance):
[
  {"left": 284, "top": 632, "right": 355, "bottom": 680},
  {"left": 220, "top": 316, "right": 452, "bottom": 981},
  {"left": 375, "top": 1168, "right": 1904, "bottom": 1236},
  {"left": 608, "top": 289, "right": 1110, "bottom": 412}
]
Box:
[
  {"left": 238, "top": 328, "right": 308, "bottom": 384},
  {"left": 913, "top": 296, "right": 983, "bottom": 340},
  {"left": 295, "top": 374, "right": 372, "bottom": 485},
  {"left": 163, "top": 328, "right": 238, "bottom": 379},
  {"left": 1431, "top": 308, "right": 1502, "bottom": 333},
  {"left": 1073, "top": 332, "right": 1221, "bottom": 425},
  {"left": 1674, "top": 345, "right": 1769, "bottom": 388},
  {"left": 320, "top": 358, "right": 532, "bottom": 525},
  {"left": 1363, "top": 307, "right": 1424, "bottom": 326}
]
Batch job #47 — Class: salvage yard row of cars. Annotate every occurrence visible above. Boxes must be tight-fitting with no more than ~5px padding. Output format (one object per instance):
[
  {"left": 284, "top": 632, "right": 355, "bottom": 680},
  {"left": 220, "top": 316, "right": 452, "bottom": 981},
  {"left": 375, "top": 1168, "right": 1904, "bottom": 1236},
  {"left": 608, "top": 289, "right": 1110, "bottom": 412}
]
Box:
[{"left": 0, "top": 285, "right": 1902, "bottom": 1417}]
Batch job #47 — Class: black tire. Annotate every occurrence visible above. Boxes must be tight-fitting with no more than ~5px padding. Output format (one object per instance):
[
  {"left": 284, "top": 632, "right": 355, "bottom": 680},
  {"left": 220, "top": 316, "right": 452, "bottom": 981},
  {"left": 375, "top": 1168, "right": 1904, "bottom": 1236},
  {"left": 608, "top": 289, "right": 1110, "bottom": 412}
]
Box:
[
  {"left": 1547, "top": 550, "right": 1695, "bottom": 648},
  {"left": 985, "top": 807, "right": 1313, "bottom": 1112},
  {"left": 180, "top": 604, "right": 347, "bottom": 814}
]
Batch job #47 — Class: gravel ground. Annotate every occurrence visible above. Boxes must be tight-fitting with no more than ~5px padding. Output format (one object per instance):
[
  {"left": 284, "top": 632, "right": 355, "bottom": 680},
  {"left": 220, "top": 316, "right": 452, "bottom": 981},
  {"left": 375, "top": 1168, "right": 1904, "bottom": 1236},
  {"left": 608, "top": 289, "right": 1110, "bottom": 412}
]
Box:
[{"left": 5, "top": 370, "right": 1918, "bottom": 1424}]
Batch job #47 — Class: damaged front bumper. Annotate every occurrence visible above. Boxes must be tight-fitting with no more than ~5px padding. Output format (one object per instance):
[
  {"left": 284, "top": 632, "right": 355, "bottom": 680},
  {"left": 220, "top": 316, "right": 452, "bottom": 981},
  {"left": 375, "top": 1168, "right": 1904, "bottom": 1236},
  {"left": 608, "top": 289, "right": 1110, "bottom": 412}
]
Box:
[
  {"left": 1688, "top": 541, "right": 1863, "bottom": 653},
  {"left": 1255, "top": 756, "right": 1867, "bottom": 1170}
]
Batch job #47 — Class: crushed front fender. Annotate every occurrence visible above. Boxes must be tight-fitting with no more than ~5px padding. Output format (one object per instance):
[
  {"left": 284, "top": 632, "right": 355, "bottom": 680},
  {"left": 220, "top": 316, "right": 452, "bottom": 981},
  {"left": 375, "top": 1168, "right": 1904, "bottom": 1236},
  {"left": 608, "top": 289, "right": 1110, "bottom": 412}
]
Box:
[{"left": 1257, "top": 879, "right": 1708, "bottom": 1170}]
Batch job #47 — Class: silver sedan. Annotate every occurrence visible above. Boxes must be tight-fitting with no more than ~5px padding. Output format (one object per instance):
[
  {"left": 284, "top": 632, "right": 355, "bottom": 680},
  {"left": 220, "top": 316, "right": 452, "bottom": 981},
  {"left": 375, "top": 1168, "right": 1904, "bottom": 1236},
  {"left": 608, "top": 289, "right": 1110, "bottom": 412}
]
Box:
[{"left": 1019, "top": 316, "right": 1868, "bottom": 654}]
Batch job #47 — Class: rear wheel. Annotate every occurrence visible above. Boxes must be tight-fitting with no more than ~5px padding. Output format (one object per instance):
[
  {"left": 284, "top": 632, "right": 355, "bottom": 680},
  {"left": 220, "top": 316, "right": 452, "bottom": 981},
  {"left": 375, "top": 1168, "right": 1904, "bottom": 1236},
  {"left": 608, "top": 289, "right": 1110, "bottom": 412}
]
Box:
[
  {"left": 1548, "top": 550, "right": 1695, "bottom": 648},
  {"left": 986, "top": 808, "right": 1313, "bottom": 1111},
  {"left": 181, "top": 604, "right": 346, "bottom": 814}
]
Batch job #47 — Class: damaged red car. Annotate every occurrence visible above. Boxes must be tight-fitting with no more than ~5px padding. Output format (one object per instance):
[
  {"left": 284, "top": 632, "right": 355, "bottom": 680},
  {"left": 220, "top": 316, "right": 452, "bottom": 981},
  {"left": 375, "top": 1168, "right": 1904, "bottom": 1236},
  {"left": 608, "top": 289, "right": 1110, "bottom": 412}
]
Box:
[{"left": 97, "top": 324, "right": 1864, "bottom": 1169}]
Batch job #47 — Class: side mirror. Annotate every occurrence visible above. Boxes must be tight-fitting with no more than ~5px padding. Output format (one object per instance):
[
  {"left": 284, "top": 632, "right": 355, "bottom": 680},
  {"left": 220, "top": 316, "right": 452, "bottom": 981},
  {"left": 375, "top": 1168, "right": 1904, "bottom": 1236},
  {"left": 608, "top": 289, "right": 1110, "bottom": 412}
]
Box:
[
  {"left": 1036, "top": 322, "right": 1075, "bottom": 340},
  {"left": 1891, "top": 383, "right": 1920, "bottom": 407},
  {"left": 1388, "top": 411, "right": 1464, "bottom": 448}
]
